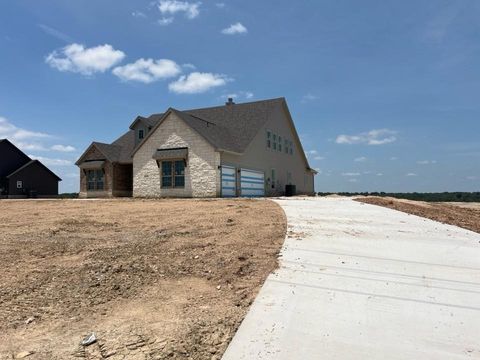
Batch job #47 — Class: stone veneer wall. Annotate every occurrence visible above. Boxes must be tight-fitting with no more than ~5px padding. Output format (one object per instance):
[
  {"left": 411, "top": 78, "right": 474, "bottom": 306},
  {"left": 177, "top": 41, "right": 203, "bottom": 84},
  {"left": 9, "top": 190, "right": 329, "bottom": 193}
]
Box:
[{"left": 133, "top": 112, "right": 220, "bottom": 198}]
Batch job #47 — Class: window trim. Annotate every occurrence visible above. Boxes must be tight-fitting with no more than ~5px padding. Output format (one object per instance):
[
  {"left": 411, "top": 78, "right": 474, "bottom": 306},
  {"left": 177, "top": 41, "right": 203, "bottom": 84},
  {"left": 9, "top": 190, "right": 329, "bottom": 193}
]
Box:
[
  {"left": 160, "top": 159, "right": 185, "bottom": 189},
  {"left": 16, "top": 180, "right": 23, "bottom": 189},
  {"left": 86, "top": 169, "right": 105, "bottom": 191}
]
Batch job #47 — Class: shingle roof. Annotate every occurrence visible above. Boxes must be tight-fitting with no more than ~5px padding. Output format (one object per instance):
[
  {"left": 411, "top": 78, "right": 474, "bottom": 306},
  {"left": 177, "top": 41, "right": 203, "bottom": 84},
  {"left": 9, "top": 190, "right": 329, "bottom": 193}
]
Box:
[
  {"left": 77, "top": 97, "right": 312, "bottom": 170},
  {"left": 7, "top": 160, "right": 62, "bottom": 181}
]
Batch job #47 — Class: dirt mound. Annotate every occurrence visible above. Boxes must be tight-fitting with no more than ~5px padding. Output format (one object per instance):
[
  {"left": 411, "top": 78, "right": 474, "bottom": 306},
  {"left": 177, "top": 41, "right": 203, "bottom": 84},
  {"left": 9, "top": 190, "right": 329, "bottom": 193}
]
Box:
[{"left": 356, "top": 197, "right": 480, "bottom": 234}]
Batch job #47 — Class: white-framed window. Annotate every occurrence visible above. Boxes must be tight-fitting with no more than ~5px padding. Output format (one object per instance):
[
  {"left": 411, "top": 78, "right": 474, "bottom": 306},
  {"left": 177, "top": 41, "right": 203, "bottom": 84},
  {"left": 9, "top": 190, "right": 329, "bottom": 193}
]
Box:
[
  {"left": 16, "top": 180, "right": 23, "bottom": 189},
  {"left": 266, "top": 130, "right": 271, "bottom": 148},
  {"left": 138, "top": 129, "right": 145, "bottom": 140}
]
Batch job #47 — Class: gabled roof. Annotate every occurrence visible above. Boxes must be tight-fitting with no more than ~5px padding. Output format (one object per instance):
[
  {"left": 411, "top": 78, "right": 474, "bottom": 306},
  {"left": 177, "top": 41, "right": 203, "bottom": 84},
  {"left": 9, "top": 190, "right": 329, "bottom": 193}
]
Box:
[
  {"left": 76, "top": 130, "right": 135, "bottom": 165},
  {"left": 78, "top": 97, "right": 313, "bottom": 171},
  {"left": 132, "top": 98, "right": 288, "bottom": 156},
  {"left": 7, "top": 160, "right": 62, "bottom": 181},
  {"left": 129, "top": 115, "right": 163, "bottom": 130}
]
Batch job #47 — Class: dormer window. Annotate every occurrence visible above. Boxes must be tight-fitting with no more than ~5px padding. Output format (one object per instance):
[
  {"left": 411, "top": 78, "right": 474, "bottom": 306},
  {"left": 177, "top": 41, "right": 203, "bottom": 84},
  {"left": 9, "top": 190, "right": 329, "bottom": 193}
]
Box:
[{"left": 138, "top": 129, "right": 144, "bottom": 140}]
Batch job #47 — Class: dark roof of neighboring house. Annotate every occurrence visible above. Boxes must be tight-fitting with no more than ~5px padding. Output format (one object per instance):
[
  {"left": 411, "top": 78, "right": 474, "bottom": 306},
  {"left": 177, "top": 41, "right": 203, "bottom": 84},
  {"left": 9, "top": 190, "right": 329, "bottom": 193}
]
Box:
[
  {"left": 77, "top": 97, "right": 313, "bottom": 170},
  {"left": 6, "top": 159, "right": 62, "bottom": 181}
]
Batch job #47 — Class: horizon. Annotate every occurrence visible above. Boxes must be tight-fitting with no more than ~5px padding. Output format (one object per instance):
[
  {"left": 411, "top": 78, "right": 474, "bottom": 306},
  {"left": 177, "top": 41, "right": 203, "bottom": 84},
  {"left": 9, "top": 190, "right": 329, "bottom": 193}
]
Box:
[{"left": 1, "top": 1, "right": 479, "bottom": 193}]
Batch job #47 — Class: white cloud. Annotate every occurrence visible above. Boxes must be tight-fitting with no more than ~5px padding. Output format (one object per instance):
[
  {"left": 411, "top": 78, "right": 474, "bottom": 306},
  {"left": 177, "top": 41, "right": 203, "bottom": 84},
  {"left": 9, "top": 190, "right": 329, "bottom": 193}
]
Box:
[
  {"left": 342, "top": 172, "right": 361, "bottom": 177},
  {"left": 132, "top": 11, "right": 147, "bottom": 18},
  {"left": 28, "top": 155, "right": 73, "bottom": 166},
  {"left": 417, "top": 160, "right": 437, "bottom": 165},
  {"left": 221, "top": 22, "right": 248, "bottom": 35},
  {"left": 406, "top": 173, "right": 418, "bottom": 177},
  {"left": 38, "top": 24, "right": 72, "bottom": 43},
  {"left": 306, "top": 150, "right": 318, "bottom": 155},
  {"left": 182, "top": 63, "right": 196, "bottom": 70},
  {"left": 113, "top": 58, "right": 181, "bottom": 83},
  {"left": 216, "top": 3, "right": 225, "bottom": 8},
  {"left": 158, "top": 17, "right": 174, "bottom": 25},
  {"left": 314, "top": 156, "right": 325, "bottom": 161},
  {"left": 354, "top": 156, "right": 367, "bottom": 162},
  {"left": 376, "top": 173, "right": 383, "bottom": 176},
  {"left": 244, "top": 91, "right": 254, "bottom": 99},
  {"left": 46, "top": 43, "right": 125, "bottom": 75},
  {"left": 301, "top": 93, "right": 318, "bottom": 103},
  {"left": 467, "top": 176, "right": 477, "bottom": 180},
  {"left": 219, "top": 91, "right": 253, "bottom": 101},
  {"left": 169, "top": 72, "right": 230, "bottom": 94},
  {"left": 51, "top": 144, "right": 76, "bottom": 152},
  {"left": 158, "top": 0, "right": 200, "bottom": 19},
  {"left": 390, "top": 156, "right": 398, "bottom": 161},
  {"left": 336, "top": 129, "right": 397, "bottom": 146},
  {"left": 348, "top": 178, "right": 358, "bottom": 183},
  {"left": 0, "top": 117, "right": 51, "bottom": 141}
]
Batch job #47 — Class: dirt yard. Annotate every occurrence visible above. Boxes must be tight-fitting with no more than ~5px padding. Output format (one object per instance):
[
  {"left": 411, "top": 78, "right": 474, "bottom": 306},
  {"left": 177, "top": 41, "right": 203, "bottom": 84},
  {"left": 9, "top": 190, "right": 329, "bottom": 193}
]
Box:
[
  {"left": 356, "top": 197, "right": 480, "bottom": 234},
  {"left": 0, "top": 198, "right": 286, "bottom": 360}
]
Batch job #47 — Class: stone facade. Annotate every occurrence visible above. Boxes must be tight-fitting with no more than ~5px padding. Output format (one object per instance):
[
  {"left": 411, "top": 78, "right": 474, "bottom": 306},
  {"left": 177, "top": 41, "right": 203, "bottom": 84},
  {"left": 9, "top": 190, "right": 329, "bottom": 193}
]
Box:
[{"left": 133, "top": 112, "right": 220, "bottom": 198}]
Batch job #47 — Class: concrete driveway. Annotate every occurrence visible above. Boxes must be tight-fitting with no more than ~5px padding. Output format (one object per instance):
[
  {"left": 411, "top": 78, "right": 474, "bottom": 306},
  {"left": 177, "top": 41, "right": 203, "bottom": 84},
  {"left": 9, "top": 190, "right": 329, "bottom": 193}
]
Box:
[{"left": 222, "top": 197, "right": 480, "bottom": 360}]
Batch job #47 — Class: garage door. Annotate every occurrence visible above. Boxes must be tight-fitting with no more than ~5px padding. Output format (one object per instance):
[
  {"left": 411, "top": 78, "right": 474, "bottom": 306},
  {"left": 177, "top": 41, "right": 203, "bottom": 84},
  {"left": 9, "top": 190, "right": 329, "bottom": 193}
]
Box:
[
  {"left": 221, "top": 165, "right": 236, "bottom": 197},
  {"left": 240, "top": 168, "right": 265, "bottom": 197}
]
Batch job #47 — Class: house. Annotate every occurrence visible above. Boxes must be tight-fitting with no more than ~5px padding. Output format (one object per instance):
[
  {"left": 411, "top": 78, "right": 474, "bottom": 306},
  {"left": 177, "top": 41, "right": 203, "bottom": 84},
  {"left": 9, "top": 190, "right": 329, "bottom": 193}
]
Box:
[
  {"left": 76, "top": 97, "right": 316, "bottom": 198},
  {"left": 0, "top": 139, "right": 61, "bottom": 198}
]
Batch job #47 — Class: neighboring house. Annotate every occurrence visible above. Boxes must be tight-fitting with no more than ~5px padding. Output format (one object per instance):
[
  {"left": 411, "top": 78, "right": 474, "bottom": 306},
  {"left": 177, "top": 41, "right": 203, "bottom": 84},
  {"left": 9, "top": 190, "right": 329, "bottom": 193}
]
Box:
[
  {"left": 0, "top": 139, "right": 61, "bottom": 198},
  {"left": 76, "top": 97, "right": 316, "bottom": 198}
]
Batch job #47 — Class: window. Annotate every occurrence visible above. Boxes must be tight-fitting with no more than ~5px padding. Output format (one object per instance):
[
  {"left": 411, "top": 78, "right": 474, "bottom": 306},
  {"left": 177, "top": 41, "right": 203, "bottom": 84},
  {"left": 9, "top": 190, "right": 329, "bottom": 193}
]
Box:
[
  {"left": 273, "top": 134, "right": 277, "bottom": 150},
  {"left": 138, "top": 129, "right": 144, "bottom": 140},
  {"left": 278, "top": 136, "right": 282, "bottom": 152},
  {"left": 266, "top": 130, "right": 271, "bottom": 148},
  {"left": 271, "top": 168, "right": 276, "bottom": 189},
  {"left": 287, "top": 171, "right": 292, "bottom": 185},
  {"left": 86, "top": 169, "right": 104, "bottom": 191},
  {"left": 289, "top": 141, "right": 293, "bottom": 155},
  {"left": 16, "top": 181, "right": 23, "bottom": 189},
  {"left": 161, "top": 160, "right": 185, "bottom": 188},
  {"left": 285, "top": 139, "right": 289, "bottom": 154}
]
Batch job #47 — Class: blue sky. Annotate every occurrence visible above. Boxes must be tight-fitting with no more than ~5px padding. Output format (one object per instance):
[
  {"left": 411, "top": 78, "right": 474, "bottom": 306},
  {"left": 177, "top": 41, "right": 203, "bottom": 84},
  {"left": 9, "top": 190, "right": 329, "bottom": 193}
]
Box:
[{"left": 1, "top": 0, "right": 479, "bottom": 193}]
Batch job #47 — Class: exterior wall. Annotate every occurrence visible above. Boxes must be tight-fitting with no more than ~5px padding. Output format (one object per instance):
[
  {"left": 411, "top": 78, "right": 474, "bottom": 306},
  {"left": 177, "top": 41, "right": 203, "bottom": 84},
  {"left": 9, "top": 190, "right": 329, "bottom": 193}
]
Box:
[
  {"left": 221, "top": 104, "right": 315, "bottom": 196},
  {"left": 133, "top": 112, "right": 220, "bottom": 198},
  {"left": 0, "top": 140, "right": 31, "bottom": 195},
  {"left": 78, "top": 147, "right": 113, "bottom": 198},
  {"left": 113, "top": 164, "right": 133, "bottom": 197},
  {"left": 7, "top": 162, "right": 59, "bottom": 196}
]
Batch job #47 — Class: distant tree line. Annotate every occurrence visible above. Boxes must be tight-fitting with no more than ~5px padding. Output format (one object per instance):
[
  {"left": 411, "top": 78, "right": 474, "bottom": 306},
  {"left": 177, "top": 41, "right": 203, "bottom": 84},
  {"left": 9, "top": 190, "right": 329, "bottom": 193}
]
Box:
[{"left": 317, "top": 192, "right": 480, "bottom": 202}]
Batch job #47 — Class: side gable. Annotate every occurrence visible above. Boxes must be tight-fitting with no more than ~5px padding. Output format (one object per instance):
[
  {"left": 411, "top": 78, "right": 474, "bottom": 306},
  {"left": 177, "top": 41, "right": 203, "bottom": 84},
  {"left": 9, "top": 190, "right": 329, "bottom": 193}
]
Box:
[
  {"left": 0, "top": 139, "right": 31, "bottom": 177},
  {"left": 75, "top": 142, "right": 109, "bottom": 165},
  {"left": 7, "top": 160, "right": 61, "bottom": 181},
  {"left": 131, "top": 108, "right": 224, "bottom": 157},
  {"left": 280, "top": 100, "right": 317, "bottom": 173}
]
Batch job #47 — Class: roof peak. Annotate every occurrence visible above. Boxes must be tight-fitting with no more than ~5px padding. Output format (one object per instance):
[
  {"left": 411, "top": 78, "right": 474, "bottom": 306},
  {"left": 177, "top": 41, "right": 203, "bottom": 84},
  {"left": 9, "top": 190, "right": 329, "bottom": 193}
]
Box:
[{"left": 147, "top": 97, "right": 285, "bottom": 119}]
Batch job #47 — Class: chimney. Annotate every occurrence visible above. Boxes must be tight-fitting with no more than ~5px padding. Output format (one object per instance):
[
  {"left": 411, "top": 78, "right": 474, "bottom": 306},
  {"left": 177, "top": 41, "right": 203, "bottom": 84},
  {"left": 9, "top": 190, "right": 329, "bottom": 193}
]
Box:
[{"left": 226, "top": 97, "right": 235, "bottom": 105}]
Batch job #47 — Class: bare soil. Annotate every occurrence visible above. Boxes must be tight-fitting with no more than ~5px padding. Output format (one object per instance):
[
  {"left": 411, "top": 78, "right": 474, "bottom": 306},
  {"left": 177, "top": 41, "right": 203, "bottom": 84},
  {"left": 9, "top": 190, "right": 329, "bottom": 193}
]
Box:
[
  {"left": 0, "top": 198, "right": 286, "bottom": 360},
  {"left": 356, "top": 197, "right": 480, "bottom": 234}
]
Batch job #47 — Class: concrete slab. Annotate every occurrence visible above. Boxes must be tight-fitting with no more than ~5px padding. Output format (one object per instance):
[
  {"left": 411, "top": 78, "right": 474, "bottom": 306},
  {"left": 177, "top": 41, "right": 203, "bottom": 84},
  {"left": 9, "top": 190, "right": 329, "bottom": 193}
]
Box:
[{"left": 222, "top": 197, "right": 480, "bottom": 360}]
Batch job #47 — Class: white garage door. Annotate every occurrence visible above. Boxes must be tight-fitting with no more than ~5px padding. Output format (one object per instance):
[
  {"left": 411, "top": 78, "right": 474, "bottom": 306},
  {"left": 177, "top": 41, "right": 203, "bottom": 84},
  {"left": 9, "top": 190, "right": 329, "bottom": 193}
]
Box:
[
  {"left": 221, "top": 165, "right": 236, "bottom": 197},
  {"left": 240, "top": 168, "right": 265, "bottom": 197}
]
